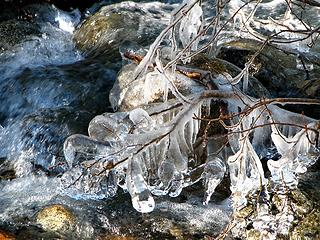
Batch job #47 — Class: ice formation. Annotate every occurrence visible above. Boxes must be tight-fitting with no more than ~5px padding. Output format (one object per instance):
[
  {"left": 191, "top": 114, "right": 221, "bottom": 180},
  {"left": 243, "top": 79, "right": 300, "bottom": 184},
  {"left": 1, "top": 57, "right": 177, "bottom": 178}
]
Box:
[{"left": 61, "top": 2, "right": 319, "bottom": 240}]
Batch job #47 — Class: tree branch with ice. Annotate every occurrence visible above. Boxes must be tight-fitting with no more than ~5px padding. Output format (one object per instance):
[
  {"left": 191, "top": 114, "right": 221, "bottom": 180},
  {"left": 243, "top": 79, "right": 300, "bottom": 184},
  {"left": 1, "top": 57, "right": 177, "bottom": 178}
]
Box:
[{"left": 60, "top": 0, "right": 320, "bottom": 238}]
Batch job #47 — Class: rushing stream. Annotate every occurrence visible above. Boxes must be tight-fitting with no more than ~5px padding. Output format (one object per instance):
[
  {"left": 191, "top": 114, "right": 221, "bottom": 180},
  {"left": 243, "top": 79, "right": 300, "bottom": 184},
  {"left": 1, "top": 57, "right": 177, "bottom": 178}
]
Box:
[
  {"left": 0, "top": 1, "right": 232, "bottom": 239},
  {"left": 0, "top": 0, "right": 319, "bottom": 239}
]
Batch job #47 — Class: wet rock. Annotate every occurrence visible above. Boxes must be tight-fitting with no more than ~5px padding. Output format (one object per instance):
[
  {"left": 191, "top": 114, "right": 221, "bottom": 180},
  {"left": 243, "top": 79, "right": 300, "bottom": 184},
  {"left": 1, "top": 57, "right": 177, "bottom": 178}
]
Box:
[
  {"left": 0, "top": 0, "right": 99, "bottom": 16},
  {"left": 14, "top": 225, "right": 62, "bottom": 239},
  {"left": 246, "top": 229, "right": 261, "bottom": 240},
  {"left": 0, "top": 230, "right": 15, "bottom": 240},
  {"left": 217, "top": 39, "right": 320, "bottom": 98},
  {"left": 190, "top": 54, "right": 271, "bottom": 98},
  {"left": 296, "top": 78, "right": 320, "bottom": 98},
  {"left": 36, "top": 204, "right": 76, "bottom": 232},
  {"left": 55, "top": 185, "right": 231, "bottom": 239},
  {"left": 110, "top": 62, "right": 205, "bottom": 111},
  {"left": 151, "top": 199, "right": 231, "bottom": 238},
  {"left": 0, "top": 1, "right": 81, "bottom": 23},
  {"left": 299, "top": 172, "right": 320, "bottom": 204},
  {"left": 0, "top": 55, "right": 117, "bottom": 176},
  {"left": 272, "top": 189, "right": 314, "bottom": 219},
  {"left": 236, "top": 188, "right": 319, "bottom": 239},
  {"left": 73, "top": 1, "right": 171, "bottom": 60},
  {"left": 234, "top": 205, "right": 254, "bottom": 219},
  {"left": 0, "top": 161, "right": 16, "bottom": 181},
  {"left": 0, "top": 20, "right": 40, "bottom": 52},
  {"left": 0, "top": 178, "right": 231, "bottom": 239},
  {"left": 290, "top": 190, "right": 314, "bottom": 218}
]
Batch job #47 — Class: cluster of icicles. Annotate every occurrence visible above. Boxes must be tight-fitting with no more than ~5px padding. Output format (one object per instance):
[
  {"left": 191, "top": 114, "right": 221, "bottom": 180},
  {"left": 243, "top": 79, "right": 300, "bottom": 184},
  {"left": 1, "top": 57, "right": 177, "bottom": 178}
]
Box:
[
  {"left": 60, "top": 0, "right": 319, "bottom": 221},
  {"left": 61, "top": 62, "right": 319, "bottom": 214}
]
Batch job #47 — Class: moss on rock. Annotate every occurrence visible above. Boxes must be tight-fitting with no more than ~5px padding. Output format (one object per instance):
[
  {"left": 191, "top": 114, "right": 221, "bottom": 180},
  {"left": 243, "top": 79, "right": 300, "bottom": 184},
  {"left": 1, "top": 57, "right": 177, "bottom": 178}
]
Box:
[{"left": 290, "top": 209, "right": 320, "bottom": 240}]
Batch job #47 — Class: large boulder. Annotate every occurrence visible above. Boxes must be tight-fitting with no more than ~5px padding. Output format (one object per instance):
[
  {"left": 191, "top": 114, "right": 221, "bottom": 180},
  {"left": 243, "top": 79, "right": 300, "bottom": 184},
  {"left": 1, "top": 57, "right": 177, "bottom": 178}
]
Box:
[{"left": 73, "top": 1, "right": 173, "bottom": 60}]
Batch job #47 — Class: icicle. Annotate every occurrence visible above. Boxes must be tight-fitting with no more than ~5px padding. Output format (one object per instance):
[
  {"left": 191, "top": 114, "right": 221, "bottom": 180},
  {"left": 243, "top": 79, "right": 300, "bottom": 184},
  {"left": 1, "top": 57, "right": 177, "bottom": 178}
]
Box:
[
  {"left": 157, "top": 159, "right": 175, "bottom": 194},
  {"left": 126, "top": 156, "right": 155, "bottom": 213},
  {"left": 168, "top": 172, "right": 184, "bottom": 197},
  {"left": 228, "top": 137, "right": 266, "bottom": 209},
  {"left": 179, "top": 0, "right": 203, "bottom": 54},
  {"left": 144, "top": 71, "right": 167, "bottom": 105},
  {"left": 202, "top": 155, "right": 226, "bottom": 205},
  {"left": 168, "top": 135, "right": 188, "bottom": 173},
  {"left": 268, "top": 122, "right": 319, "bottom": 189},
  {"left": 243, "top": 64, "right": 249, "bottom": 93}
]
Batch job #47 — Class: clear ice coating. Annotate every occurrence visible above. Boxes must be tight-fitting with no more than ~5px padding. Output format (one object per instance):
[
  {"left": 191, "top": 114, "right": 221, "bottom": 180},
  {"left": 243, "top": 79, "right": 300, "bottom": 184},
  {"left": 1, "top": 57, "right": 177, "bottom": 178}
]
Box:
[
  {"left": 60, "top": 0, "right": 320, "bottom": 221},
  {"left": 88, "top": 112, "right": 132, "bottom": 142},
  {"left": 268, "top": 122, "right": 320, "bottom": 190},
  {"left": 126, "top": 156, "right": 155, "bottom": 213},
  {"left": 179, "top": 0, "right": 203, "bottom": 55},
  {"left": 202, "top": 155, "right": 226, "bottom": 205}
]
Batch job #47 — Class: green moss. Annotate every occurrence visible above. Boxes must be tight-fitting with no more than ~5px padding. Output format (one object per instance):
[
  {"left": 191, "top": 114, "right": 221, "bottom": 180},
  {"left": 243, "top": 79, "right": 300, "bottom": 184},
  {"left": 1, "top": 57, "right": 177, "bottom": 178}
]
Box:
[
  {"left": 290, "top": 209, "right": 320, "bottom": 240},
  {"left": 290, "top": 190, "right": 314, "bottom": 218},
  {"left": 74, "top": 13, "right": 127, "bottom": 51},
  {"left": 246, "top": 229, "right": 261, "bottom": 240},
  {"left": 235, "top": 205, "right": 254, "bottom": 219},
  {"left": 191, "top": 54, "right": 227, "bottom": 74}
]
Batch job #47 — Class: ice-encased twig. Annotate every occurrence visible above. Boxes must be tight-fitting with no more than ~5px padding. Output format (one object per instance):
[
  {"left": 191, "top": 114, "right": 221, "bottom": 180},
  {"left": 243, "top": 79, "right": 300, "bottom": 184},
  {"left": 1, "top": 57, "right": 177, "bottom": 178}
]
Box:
[{"left": 268, "top": 121, "right": 319, "bottom": 189}]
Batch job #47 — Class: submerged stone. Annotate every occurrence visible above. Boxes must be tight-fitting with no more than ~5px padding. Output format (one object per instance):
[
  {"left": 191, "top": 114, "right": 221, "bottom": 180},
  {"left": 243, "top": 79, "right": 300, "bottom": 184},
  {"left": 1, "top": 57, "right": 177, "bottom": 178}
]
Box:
[
  {"left": 0, "top": 159, "right": 16, "bottom": 181},
  {"left": 0, "top": 59, "right": 116, "bottom": 120},
  {"left": 0, "top": 0, "right": 98, "bottom": 15},
  {"left": 97, "top": 235, "right": 137, "bottom": 240},
  {"left": 36, "top": 204, "right": 76, "bottom": 233},
  {"left": 0, "top": 108, "right": 93, "bottom": 176}
]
